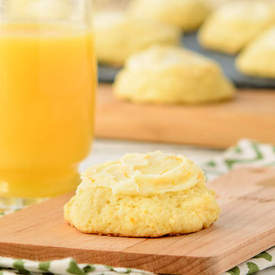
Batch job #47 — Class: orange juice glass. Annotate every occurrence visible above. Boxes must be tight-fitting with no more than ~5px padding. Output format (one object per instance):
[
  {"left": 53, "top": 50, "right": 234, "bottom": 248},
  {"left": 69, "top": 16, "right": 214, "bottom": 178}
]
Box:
[{"left": 0, "top": 0, "right": 96, "bottom": 198}]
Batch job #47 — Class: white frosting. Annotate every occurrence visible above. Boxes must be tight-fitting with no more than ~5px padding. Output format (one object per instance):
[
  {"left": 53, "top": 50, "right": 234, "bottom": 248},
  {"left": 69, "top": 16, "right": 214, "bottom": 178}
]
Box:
[{"left": 78, "top": 151, "right": 204, "bottom": 196}]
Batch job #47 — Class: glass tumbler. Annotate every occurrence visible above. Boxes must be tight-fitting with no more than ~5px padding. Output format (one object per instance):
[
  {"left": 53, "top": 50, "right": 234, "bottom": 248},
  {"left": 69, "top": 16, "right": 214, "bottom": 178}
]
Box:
[{"left": 0, "top": 0, "right": 96, "bottom": 207}]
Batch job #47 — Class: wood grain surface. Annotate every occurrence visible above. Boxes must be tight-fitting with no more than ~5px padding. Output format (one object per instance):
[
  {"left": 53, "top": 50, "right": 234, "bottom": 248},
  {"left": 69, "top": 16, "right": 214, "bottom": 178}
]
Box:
[
  {"left": 94, "top": 85, "right": 275, "bottom": 149},
  {"left": 0, "top": 167, "right": 275, "bottom": 275}
]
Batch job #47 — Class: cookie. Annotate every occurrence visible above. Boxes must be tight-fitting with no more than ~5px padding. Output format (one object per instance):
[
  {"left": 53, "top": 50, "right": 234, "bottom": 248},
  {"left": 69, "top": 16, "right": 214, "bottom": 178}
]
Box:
[
  {"left": 128, "top": 0, "right": 211, "bottom": 31},
  {"left": 113, "top": 46, "right": 235, "bottom": 104},
  {"left": 64, "top": 151, "right": 220, "bottom": 237},
  {"left": 198, "top": 1, "right": 275, "bottom": 54},
  {"left": 94, "top": 12, "right": 181, "bottom": 66},
  {"left": 237, "top": 27, "right": 275, "bottom": 78}
]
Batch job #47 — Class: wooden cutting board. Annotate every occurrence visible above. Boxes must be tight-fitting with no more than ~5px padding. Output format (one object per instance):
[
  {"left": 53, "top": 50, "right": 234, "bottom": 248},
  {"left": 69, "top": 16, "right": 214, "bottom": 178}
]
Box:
[
  {"left": 0, "top": 167, "right": 275, "bottom": 275},
  {"left": 95, "top": 85, "right": 275, "bottom": 148}
]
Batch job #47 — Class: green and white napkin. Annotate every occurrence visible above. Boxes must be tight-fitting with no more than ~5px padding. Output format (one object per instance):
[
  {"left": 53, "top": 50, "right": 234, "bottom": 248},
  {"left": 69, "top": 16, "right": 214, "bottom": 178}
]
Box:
[{"left": 0, "top": 139, "right": 275, "bottom": 275}]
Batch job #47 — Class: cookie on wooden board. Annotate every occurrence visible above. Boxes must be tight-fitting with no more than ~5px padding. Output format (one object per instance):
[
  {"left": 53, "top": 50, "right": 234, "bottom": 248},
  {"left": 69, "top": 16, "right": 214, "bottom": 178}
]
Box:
[
  {"left": 64, "top": 151, "right": 220, "bottom": 237},
  {"left": 114, "top": 46, "right": 235, "bottom": 104}
]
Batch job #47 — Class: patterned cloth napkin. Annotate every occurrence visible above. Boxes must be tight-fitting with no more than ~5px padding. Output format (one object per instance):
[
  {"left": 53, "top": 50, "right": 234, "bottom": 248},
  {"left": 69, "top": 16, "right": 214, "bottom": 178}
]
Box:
[{"left": 0, "top": 139, "right": 275, "bottom": 275}]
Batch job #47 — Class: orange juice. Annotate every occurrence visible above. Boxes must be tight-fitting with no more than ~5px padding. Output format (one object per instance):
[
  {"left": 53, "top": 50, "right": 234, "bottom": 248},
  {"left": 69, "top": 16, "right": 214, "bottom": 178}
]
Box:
[{"left": 0, "top": 23, "right": 96, "bottom": 198}]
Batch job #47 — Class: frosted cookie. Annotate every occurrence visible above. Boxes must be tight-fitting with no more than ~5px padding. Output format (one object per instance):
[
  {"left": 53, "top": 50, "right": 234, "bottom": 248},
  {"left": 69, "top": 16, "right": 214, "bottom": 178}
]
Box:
[
  {"left": 198, "top": 1, "right": 275, "bottom": 54},
  {"left": 64, "top": 151, "right": 220, "bottom": 237},
  {"left": 113, "top": 46, "right": 235, "bottom": 104},
  {"left": 128, "top": 0, "right": 211, "bottom": 31},
  {"left": 94, "top": 12, "right": 181, "bottom": 66},
  {"left": 237, "top": 27, "right": 275, "bottom": 78}
]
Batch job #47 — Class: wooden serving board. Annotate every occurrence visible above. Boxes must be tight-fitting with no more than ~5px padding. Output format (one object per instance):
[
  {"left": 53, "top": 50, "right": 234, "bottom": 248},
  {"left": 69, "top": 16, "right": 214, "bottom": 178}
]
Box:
[
  {"left": 0, "top": 167, "right": 275, "bottom": 275},
  {"left": 95, "top": 85, "right": 275, "bottom": 148}
]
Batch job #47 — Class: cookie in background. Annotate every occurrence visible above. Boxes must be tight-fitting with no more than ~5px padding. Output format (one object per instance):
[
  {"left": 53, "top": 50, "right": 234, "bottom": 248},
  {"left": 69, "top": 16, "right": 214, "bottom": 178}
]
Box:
[
  {"left": 128, "top": 0, "right": 211, "bottom": 32},
  {"left": 114, "top": 46, "right": 235, "bottom": 104},
  {"left": 64, "top": 151, "right": 220, "bottom": 237},
  {"left": 237, "top": 27, "right": 275, "bottom": 79},
  {"left": 198, "top": 1, "right": 275, "bottom": 54},
  {"left": 94, "top": 11, "right": 181, "bottom": 66}
]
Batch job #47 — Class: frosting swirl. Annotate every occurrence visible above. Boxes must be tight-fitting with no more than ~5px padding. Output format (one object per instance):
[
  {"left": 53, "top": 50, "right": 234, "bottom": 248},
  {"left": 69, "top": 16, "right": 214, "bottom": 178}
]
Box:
[{"left": 78, "top": 151, "right": 204, "bottom": 196}]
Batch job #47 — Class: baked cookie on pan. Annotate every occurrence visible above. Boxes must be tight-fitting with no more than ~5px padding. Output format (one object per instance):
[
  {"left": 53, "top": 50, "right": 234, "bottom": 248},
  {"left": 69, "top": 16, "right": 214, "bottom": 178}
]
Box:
[
  {"left": 64, "top": 151, "right": 220, "bottom": 237},
  {"left": 237, "top": 27, "right": 275, "bottom": 79},
  {"left": 94, "top": 12, "right": 181, "bottom": 66},
  {"left": 198, "top": 1, "right": 275, "bottom": 54},
  {"left": 113, "top": 46, "right": 235, "bottom": 104},
  {"left": 128, "top": 0, "right": 211, "bottom": 31}
]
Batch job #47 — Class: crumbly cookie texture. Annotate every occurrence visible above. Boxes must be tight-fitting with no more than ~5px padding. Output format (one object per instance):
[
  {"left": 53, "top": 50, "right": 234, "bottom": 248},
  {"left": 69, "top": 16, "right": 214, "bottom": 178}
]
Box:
[
  {"left": 94, "top": 11, "right": 181, "bottom": 66},
  {"left": 237, "top": 27, "right": 275, "bottom": 78},
  {"left": 198, "top": 1, "right": 275, "bottom": 54},
  {"left": 64, "top": 151, "right": 220, "bottom": 237},
  {"left": 113, "top": 46, "right": 235, "bottom": 104},
  {"left": 128, "top": 0, "right": 211, "bottom": 31}
]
